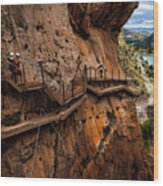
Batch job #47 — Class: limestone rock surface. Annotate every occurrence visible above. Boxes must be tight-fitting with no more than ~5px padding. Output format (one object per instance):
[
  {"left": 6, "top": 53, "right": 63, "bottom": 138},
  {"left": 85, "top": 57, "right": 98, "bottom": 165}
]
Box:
[{"left": 1, "top": 2, "right": 153, "bottom": 180}]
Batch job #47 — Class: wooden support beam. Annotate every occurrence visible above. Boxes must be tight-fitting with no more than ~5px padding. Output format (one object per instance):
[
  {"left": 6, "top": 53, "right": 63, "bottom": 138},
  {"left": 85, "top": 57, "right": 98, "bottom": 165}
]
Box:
[
  {"left": 83, "top": 75, "right": 86, "bottom": 92},
  {"left": 39, "top": 63, "right": 45, "bottom": 86},
  {"left": 104, "top": 69, "right": 107, "bottom": 80},
  {"left": 22, "top": 63, "right": 26, "bottom": 86},
  {"left": 118, "top": 70, "right": 120, "bottom": 80},
  {"left": 71, "top": 80, "right": 74, "bottom": 97},
  {"left": 84, "top": 65, "right": 87, "bottom": 79},
  {"left": 59, "top": 74, "right": 62, "bottom": 91}
]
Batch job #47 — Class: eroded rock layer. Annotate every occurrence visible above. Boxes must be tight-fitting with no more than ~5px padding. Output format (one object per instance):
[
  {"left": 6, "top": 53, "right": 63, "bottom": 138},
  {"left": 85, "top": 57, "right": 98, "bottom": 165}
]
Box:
[{"left": 1, "top": 2, "right": 153, "bottom": 180}]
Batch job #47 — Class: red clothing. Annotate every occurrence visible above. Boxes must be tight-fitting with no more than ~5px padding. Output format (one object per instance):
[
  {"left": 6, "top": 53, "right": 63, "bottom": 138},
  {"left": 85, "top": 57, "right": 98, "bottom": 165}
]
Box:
[{"left": 13, "top": 58, "right": 21, "bottom": 72}]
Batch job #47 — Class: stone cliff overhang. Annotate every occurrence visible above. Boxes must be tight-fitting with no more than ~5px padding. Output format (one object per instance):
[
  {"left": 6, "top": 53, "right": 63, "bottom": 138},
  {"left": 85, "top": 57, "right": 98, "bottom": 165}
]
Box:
[{"left": 68, "top": 2, "right": 139, "bottom": 39}]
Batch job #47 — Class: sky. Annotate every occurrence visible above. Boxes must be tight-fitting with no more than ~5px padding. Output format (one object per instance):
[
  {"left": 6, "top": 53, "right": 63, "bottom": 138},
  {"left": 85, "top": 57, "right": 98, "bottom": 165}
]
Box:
[{"left": 124, "top": 0, "right": 154, "bottom": 33}]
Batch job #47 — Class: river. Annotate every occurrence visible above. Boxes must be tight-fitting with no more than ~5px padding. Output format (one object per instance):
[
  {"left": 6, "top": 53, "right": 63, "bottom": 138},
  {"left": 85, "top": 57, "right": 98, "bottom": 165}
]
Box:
[{"left": 142, "top": 55, "right": 154, "bottom": 66}]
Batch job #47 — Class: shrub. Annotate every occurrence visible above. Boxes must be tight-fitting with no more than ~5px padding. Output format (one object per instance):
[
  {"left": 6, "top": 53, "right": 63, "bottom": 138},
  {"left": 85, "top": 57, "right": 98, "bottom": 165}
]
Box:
[
  {"left": 141, "top": 119, "right": 153, "bottom": 140},
  {"left": 141, "top": 118, "right": 153, "bottom": 148},
  {"left": 133, "top": 79, "right": 139, "bottom": 86},
  {"left": 2, "top": 112, "right": 21, "bottom": 126},
  {"left": 134, "top": 64, "right": 138, "bottom": 70},
  {"left": 141, "top": 89, "right": 145, "bottom": 95},
  {"left": 147, "top": 105, "right": 154, "bottom": 119},
  {"left": 107, "top": 111, "right": 115, "bottom": 120}
]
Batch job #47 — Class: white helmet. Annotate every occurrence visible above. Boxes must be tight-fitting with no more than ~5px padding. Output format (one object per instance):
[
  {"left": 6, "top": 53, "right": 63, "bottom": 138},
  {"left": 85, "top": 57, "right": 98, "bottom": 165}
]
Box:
[
  {"left": 9, "top": 52, "right": 14, "bottom": 56},
  {"left": 16, "top": 52, "right": 20, "bottom": 57}
]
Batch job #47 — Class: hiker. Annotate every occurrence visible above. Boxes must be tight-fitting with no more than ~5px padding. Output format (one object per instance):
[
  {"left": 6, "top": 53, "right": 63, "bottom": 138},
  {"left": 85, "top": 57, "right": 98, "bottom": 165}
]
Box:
[
  {"left": 8, "top": 52, "right": 16, "bottom": 81},
  {"left": 13, "top": 52, "right": 22, "bottom": 84},
  {"left": 98, "top": 63, "right": 104, "bottom": 78}
]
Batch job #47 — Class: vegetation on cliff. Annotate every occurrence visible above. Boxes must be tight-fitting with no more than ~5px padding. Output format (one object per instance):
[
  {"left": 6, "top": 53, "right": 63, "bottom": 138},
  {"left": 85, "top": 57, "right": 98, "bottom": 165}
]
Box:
[
  {"left": 122, "top": 28, "right": 154, "bottom": 53},
  {"left": 118, "top": 31, "right": 154, "bottom": 97}
]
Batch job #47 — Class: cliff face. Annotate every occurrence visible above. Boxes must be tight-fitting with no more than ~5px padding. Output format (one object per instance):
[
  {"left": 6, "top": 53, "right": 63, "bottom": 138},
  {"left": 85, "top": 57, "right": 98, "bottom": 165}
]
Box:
[
  {"left": 68, "top": 3, "right": 138, "bottom": 73},
  {"left": 2, "top": 94, "right": 145, "bottom": 179},
  {"left": 1, "top": 3, "right": 153, "bottom": 180}
]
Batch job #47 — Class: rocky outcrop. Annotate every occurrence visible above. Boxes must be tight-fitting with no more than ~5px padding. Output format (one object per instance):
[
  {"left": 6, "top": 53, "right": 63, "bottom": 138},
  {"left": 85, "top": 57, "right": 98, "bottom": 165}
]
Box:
[
  {"left": 68, "top": 3, "right": 138, "bottom": 36},
  {"left": 1, "top": 2, "right": 153, "bottom": 180},
  {"left": 68, "top": 2, "right": 138, "bottom": 72}
]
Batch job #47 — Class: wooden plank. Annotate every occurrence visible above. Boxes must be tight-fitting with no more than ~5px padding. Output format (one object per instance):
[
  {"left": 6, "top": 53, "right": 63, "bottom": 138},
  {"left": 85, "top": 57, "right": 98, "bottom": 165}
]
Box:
[
  {"left": 88, "top": 77, "right": 131, "bottom": 83},
  {"left": 87, "top": 85, "right": 139, "bottom": 97},
  {"left": 5, "top": 79, "right": 43, "bottom": 93},
  {"left": 6, "top": 79, "right": 23, "bottom": 93},
  {"left": 1, "top": 94, "right": 87, "bottom": 140}
]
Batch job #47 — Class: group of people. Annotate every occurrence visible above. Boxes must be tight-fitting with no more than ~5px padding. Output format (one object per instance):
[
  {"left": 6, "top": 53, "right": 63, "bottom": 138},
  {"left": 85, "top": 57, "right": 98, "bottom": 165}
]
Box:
[{"left": 8, "top": 52, "right": 22, "bottom": 83}]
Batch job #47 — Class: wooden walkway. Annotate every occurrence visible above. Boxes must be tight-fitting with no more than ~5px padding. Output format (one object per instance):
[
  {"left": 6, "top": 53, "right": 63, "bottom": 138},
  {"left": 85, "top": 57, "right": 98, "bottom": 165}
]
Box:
[
  {"left": 87, "top": 85, "right": 140, "bottom": 97},
  {"left": 85, "top": 66, "right": 130, "bottom": 81},
  {"left": 87, "top": 77, "right": 131, "bottom": 83},
  {"left": 1, "top": 94, "right": 87, "bottom": 140},
  {"left": 45, "top": 76, "right": 86, "bottom": 105},
  {"left": 1, "top": 60, "right": 139, "bottom": 141},
  {"left": 3, "top": 79, "right": 43, "bottom": 93},
  {"left": 2, "top": 60, "right": 86, "bottom": 105},
  {"left": 2, "top": 60, "right": 44, "bottom": 93}
]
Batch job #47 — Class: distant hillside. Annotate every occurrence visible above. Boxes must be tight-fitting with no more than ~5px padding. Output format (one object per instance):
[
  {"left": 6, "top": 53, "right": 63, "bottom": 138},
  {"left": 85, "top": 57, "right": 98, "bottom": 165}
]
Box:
[
  {"left": 126, "top": 27, "right": 154, "bottom": 34},
  {"left": 122, "top": 28, "right": 154, "bottom": 53},
  {"left": 142, "top": 33, "right": 154, "bottom": 52},
  {"left": 123, "top": 28, "right": 148, "bottom": 40}
]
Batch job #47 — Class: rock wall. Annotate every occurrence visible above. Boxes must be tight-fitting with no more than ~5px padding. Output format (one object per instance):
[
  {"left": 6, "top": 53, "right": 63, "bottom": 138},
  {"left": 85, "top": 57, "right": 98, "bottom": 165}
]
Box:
[
  {"left": 2, "top": 94, "right": 145, "bottom": 179},
  {"left": 1, "top": 2, "right": 153, "bottom": 180}
]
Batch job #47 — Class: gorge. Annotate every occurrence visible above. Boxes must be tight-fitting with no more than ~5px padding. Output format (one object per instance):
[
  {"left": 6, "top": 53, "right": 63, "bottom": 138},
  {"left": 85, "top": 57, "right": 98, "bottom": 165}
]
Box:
[{"left": 1, "top": 2, "right": 154, "bottom": 180}]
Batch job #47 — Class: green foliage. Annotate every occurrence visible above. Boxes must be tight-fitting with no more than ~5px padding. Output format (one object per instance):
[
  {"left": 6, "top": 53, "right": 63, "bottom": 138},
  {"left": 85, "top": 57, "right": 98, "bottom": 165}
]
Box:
[
  {"left": 132, "top": 79, "right": 139, "bottom": 86},
  {"left": 107, "top": 111, "right": 115, "bottom": 120},
  {"left": 141, "top": 118, "right": 153, "bottom": 148},
  {"left": 147, "top": 65, "right": 154, "bottom": 78},
  {"left": 134, "top": 64, "right": 138, "bottom": 70},
  {"left": 126, "top": 33, "right": 154, "bottom": 53},
  {"left": 149, "top": 65, "right": 154, "bottom": 71},
  {"left": 141, "top": 89, "right": 145, "bottom": 95},
  {"left": 118, "top": 38, "right": 150, "bottom": 97},
  {"left": 2, "top": 112, "right": 21, "bottom": 126},
  {"left": 147, "top": 105, "right": 154, "bottom": 120}
]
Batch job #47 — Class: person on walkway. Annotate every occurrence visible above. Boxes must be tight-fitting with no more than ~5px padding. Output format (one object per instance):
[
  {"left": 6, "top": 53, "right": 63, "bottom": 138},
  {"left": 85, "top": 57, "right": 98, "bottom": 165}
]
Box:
[
  {"left": 98, "top": 63, "right": 104, "bottom": 78},
  {"left": 8, "top": 52, "right": 16, "bottom": 81},
  {"left": 13, "top": 52, "right": 22, "bottom": 84}
]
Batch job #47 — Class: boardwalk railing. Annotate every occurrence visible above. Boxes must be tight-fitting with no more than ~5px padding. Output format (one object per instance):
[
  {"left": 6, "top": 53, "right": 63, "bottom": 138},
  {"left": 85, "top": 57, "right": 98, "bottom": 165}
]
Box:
[
  {"left": 85, "top": 66, "right": 130, "bottom": 81},
  {"left": 40, "top": 62, "right": 87, "bottom": 105},
  {"left": 2, "top": 59, "right": 44, "bottom": 91},
  {"left": 2, "top": 58, "right": 131, "bottom": 104}
]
